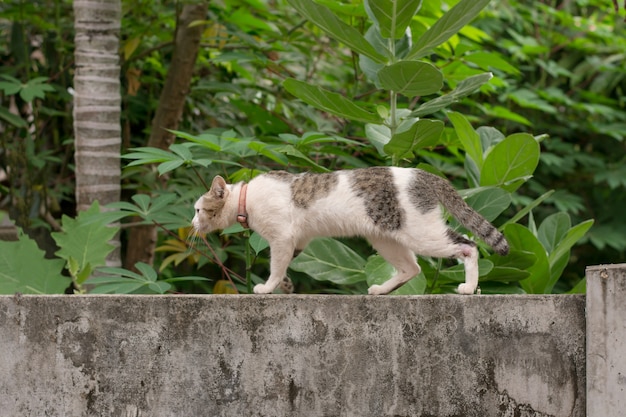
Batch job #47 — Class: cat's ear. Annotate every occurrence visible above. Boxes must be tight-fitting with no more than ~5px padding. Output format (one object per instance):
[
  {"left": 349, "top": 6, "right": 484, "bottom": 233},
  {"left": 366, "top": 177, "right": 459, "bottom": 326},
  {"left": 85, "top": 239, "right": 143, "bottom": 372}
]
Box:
[{"left": 209, "top": 175, "right": 228, "bottom": 199}]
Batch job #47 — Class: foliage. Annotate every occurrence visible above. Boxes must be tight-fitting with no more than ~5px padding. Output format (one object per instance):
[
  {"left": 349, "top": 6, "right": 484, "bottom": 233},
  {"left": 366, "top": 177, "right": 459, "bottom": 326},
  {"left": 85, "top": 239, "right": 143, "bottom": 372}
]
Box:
[
  {"left": 86, "top": 262, "right": 208, "bottom": 295},
  {"left": 0, "top": 229, "right": 69, "bottom": 294},
  {"left": 2, "top": 0, "right": 616, "bottom": 295},
  {"left": 466, "top": 0, "right": 626, "bottom": 278},
  {"left": 51, "top": 201, "right": 118, "bottom": 291}
]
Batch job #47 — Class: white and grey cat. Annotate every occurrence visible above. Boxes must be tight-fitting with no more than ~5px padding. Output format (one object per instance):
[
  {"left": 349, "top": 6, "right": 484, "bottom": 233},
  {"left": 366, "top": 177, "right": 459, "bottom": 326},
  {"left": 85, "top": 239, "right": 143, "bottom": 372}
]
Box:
[{"left": 192, "top": 167, "right": 509, "bottom": 295}]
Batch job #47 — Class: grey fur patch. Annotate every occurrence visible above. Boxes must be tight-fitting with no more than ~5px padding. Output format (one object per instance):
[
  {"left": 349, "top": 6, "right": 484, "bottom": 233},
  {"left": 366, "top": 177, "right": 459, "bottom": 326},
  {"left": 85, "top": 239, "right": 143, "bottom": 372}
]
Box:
[
  {"left": 265, "top": 170, "right": 294, "bottom": 182},
  {"left": 408, "top": 170, "right": 440, "bottom": 213},
  {"left": 291, "top": 172, "right": 339, "bottom": 209},
  {"left": 446, "top": 229, "right": 476, "bottom": 247},
  {"left": 349, "top": 167, "right": 403, "bottom": 231}
]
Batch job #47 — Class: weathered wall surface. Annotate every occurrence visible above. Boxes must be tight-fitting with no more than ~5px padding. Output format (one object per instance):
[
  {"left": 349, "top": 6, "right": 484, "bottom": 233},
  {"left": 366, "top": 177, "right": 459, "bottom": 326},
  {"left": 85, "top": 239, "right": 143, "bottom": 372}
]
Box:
[
  {"left": 586, "top": 264, "right": 626, "bottom": 417},
  {"left": 0, "top": 294, "right": 585, "bottom": 417}
]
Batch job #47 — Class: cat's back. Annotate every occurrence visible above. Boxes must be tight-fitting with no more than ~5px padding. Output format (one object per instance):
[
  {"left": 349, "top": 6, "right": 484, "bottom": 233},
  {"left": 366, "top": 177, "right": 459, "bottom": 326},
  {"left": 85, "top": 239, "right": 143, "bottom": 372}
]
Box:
[{"left": 254, "top": 166, "right": 425, "bottom": 209}]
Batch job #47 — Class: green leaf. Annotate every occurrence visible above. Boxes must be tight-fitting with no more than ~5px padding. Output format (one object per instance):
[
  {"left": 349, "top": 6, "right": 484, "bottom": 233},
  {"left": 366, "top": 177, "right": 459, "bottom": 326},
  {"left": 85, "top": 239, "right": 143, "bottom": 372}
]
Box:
[
  {"left": 19, "top": 81, "right": 55, "bottom": 102},
  {"left": 52, "top": 202, "right": 118, "bottom": 281},
  {"left": 464, "top": 51, "right": 521, "bottom": 75},
  {"left": 283, "top": 78, "right": 382, "bottom": 124},
  {"left": 448, "top": 111, "right": 483, "bottom": 169},
  {"left": 365, "top": 254, "right": 395, "bottom": 285},
  {"left": 545, "top": 219, "right": 594, "bottom": 293},
  {"left": 167, "top": 129, "right": 221, "bottom": 151},
  {"left": 406, "top": 0, "right": 491, "bottom": 59},
  {"left": 538, "top": 212, "right": 571, "bottom": 254},
  {"left": 411, "top": 72, "right": 493, "bottom": 117},
  {"left": 365, "top": 0, "right": 423, "bottom": 39},
  {"left": 169, "top": 143, "right": 193, "bottom": 161},
  {"left": 0, "top": 231, "right": 69, "bottom": 294},
  {"left": 249, "top": 232, "right": 269, "bottom": 255},
  {"left": 123, "top": 147, "right": 177, "bottom": 165},
  {"left": 0, "top": 81, "right": 21, "bottom": 95},
  {"left": 480, "top": 133, "right": 540, "bottom": 192},
  {"left": 503, "top": 224, "right": 550, "bottom": 294},
  {"left": 365, "top": 123, "right": 392, "bottom": 155},
  {"left": 508, "top": 88, "right": 557, "bottom": 114},
  {"left": 359, "top": 25, "right": 412, "bottom": 87},
  {"left": 0, "top": 106, "right": 27, "bottom": 128},
  {"left": 290, "top": 238, "right": 367, "bottom": 285},
  {"left": 383, "top": 119, "right": 444, "bottom": 159},
  {"left": 465, "top": 187, "right": 511, "bottom": 222},
  {"left": 157, "top": 160, "right": 185, "bottom": 175},
  {"left": 287, "top": 0, "right": 387, "bottom": 63},
  {"left": 134, "top": 262, "right": 158, "bottom": 282},
  {"left": 377, "top": 61, "right": 443, "bottom": 98},
  {"left": 88, "top": 262, "right": 171, "bottom": 294}
]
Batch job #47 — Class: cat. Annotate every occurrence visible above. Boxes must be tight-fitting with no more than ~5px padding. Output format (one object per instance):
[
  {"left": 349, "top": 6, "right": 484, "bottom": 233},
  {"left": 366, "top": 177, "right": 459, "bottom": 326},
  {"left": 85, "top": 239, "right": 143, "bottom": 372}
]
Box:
[{"left": 192, "top": 167, "right": 509, "bottom": 295}]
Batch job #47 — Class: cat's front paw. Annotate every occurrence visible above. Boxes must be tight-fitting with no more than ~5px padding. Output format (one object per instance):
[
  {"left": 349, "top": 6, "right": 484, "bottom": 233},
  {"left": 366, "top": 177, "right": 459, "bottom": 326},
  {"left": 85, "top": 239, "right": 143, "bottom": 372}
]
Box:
[
  {"left": 253, "top": 283, "right": 273, "bottom": 294},
  {"left": 457, "top": 283, "right": 476, "bottom": 295},
  {"left": 368, "top": 285, "right": 387, "bottom": 295}
]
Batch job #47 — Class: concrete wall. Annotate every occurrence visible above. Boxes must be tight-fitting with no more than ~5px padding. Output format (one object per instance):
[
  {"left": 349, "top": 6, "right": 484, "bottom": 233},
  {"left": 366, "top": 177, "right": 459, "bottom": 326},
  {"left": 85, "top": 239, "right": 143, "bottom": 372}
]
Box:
[
  {"left": 586, "top": 264, "right": 626, "bottom": 417},
  {"left": 0, "top": 294, "right": 586, "bottom": 417}
]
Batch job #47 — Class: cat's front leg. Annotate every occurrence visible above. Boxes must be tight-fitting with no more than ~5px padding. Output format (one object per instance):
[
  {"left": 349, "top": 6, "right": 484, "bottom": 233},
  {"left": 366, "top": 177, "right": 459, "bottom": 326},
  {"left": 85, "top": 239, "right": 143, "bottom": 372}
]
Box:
[{"left": 253, "top": 241, "right": 295, "bottom": 294}]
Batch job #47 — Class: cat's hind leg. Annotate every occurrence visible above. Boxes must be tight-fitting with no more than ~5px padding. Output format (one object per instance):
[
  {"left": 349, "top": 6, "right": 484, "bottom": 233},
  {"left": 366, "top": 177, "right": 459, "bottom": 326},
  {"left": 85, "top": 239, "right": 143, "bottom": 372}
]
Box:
[
  {"left": 455, "top": 242, "right": 479, "bottom": 295},
  {"left": 444, "top": 230, "right": 479, "bottom": 295},
  {"left": 407, "top": 229, "right": 480, "bottom": 295},
  {"left": 368, "top": 238, "right": 421, "bottom": 295}
]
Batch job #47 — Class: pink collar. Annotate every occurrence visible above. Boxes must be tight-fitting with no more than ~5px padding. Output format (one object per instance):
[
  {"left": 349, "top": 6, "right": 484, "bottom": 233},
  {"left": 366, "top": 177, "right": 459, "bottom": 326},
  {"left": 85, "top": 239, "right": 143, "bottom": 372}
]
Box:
[{"left": 237, "top": 183, "right": 249, "bottom": 229}]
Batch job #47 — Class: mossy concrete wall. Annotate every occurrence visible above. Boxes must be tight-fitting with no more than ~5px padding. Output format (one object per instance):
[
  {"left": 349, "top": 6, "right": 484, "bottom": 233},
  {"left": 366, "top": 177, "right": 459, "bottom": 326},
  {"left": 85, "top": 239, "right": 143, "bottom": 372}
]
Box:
[{"left": 0, "top": 294, "right": 585, "bottom": 417}]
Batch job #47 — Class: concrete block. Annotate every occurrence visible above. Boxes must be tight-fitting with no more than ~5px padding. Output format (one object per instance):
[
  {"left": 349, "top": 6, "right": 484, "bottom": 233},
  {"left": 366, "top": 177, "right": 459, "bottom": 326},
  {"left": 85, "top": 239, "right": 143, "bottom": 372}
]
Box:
[
  {"left": 586, "top": 263, "right": 626, "bottom": 417},
  {"left": 0, "top": 294, "right": 585, "bottom": 417}
]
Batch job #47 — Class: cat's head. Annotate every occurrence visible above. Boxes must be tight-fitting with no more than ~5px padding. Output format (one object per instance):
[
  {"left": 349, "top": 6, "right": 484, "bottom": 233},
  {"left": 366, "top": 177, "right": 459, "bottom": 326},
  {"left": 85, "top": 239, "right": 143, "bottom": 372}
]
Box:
[{"left": 191, "top": 175, "right": 231, "bottom": 234}]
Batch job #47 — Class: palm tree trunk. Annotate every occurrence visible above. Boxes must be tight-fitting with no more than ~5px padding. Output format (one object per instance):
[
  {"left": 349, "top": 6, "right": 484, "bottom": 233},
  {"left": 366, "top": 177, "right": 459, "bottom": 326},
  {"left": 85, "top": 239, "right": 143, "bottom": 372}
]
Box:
[{"left": 73, "top": 0, "right": 122, "bottom": 266}]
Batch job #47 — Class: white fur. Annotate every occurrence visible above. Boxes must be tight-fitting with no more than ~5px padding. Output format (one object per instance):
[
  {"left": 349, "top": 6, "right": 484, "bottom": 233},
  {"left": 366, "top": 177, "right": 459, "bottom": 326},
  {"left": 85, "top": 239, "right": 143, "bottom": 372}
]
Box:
[{"left": 192, "top": 168, "right": 480, "bottom": 295}]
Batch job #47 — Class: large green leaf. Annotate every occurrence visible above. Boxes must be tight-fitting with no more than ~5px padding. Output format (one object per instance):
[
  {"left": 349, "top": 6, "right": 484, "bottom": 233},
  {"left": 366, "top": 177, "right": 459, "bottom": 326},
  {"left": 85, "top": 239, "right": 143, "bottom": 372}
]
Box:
[
  {"left": 537, "top": 212, "right": 571, "bottom": 254},
  {"left": 410, "top": 72, "right": 493, "bottom": 117},
  {"left": 360, "top": 25, "right": 412, "bottom": 87},
  {"left": 406, "top": 0, "right": 491, "bottom": 59},
  {"left": 464, "top": 187, "right": 511, "bottom": 222},
  {"left": 365, "top": 0, "right": 423, "bottom": 39},
  {"left": 365, "top": 123, "right": 392, "bottom": 155},
  {"left": 290, "top": 238, "right": 367, "bottom": 285},
  {"left": 482, "top": 250, "right": 534, "bottom": 283},
  {"left": 287, "top": 0, "right": 387, "bottom": 63},
  {"left": 545, "top": 219, "right": 594, "bottom": 293},
  {"left": 283, "top": 78, "right": 382, "bottom": 124},
  {"left": 377, "top": 61, "right": 443, "bottom": 98},
  {"left": 448, "top": 111, "right": 484, "bottom": 169},
  {"left": 383, "top": 119, "right": 444, "bottom": 159},
  {"left": 52, "top": 202, "right": 118, "bottom": 284},
  {"left": 0, "top": 231, "right": 69, "bottom": 294},
  {"left": 503, "top": 224, "right": 550, "bottom": 294},
  {"left": 480, "top": 133, "right": 540, "bottom": 192}
]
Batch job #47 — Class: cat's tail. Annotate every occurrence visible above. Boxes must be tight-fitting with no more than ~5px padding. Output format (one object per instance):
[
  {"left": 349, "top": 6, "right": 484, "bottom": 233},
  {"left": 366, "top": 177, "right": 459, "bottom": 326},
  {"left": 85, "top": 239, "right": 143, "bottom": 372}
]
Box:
[{"left": 433, "top": 176, "right": 510, "bottom": 256}]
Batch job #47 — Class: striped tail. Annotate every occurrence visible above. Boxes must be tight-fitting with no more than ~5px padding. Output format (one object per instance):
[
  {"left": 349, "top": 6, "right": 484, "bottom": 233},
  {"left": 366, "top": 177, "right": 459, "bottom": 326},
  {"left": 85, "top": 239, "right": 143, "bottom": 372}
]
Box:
[{"left": 433, "top": 176, "right": 509, "bottom": 255}]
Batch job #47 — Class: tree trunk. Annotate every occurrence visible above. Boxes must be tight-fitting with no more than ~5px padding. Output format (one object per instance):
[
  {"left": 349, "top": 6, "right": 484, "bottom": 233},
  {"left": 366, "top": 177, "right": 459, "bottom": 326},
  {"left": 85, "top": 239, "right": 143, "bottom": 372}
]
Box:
[
  {"left": 73, "top": 0, "right": 122, "bottom": 266},
  {"left": 124, "top": 4, "right": 207, "bottom": 269}
]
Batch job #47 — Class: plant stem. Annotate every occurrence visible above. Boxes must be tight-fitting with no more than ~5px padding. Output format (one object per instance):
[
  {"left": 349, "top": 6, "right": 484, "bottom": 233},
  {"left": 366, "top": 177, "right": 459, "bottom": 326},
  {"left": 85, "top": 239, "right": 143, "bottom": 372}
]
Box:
[
  {"left": 245, "top": 230, "right": 253, "bottom": 293},
  {"left": 428, "top": 258, "right": 444, "bottom": 294}
]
